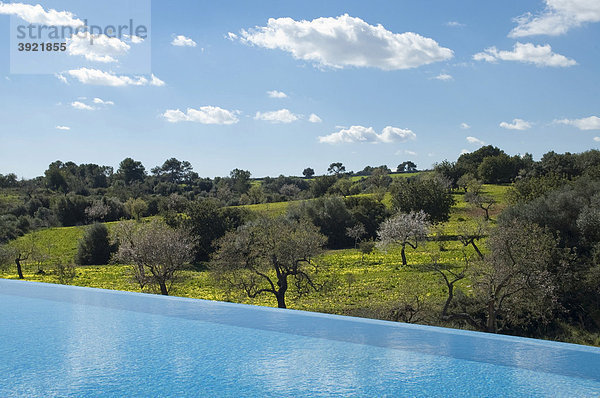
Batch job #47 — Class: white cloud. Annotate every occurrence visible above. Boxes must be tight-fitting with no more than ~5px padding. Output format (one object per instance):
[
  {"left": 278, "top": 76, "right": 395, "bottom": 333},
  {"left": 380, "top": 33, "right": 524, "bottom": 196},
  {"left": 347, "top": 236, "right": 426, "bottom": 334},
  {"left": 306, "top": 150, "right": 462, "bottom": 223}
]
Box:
[
  {"left": 71, "top": 101, "right": 94, "bottom": 110},
  {"left": 254, "top": 109, "right": 299, "bottom": 123},
  {"left": 466, "top": 136, "right": 485, "bottom": 145},
  {"left": 318, "top": 125, "right": 416, "bottom": 144},
  {"left": 0, "top": 2, "right": 83, "bottom": 26},
  {"left": 404, "top": 150, "right": 417, "bottom": 156},
  {"left": 62, "top": 68, "right": 165, "bottom": 87},
  {"left": 267, "top": 90, "right": 288, "bottom": 98},
  {"left": 460, "top": 149, "right": 470, "bottom": 155},
  {"left": 460, "top": 122, "right": 471, "bottom": 129},
  {"left": 150, "top": 74, "right": 165, "bottom": 87},
  {"left": 500, "top": 118, "right": 532, "bottom": 130},
  {"left": 308, "top": 113, "right": 322, "bottom": 123},
  {"left": 446, "top": 21, "right": 465, "bottom": 27},
  {"left": 555, "top": 116, "right": 600, "bottom": 130},
  {"left": 93, "top": 97, "right": 114, "bottom": 106},
  {"left": 510, "top": 0, "right": 600, "bottom": 37},
  {"left": 172, "top": 35, "right": 197, "bottom": 47},
  {"left": 226, "top": 32, "right": 238, "bottom": 41},
  {"left": 162, "top": 106, "right": 239, "bottom": 125},
  {"left": 55, "top": 125, "right": 70, "bottom": 130},
  {"left": 67, "top": 33, "right": 130, "bottom": 63},
  {"left": 434, "top": 73, "right": 453, "bottom": 81},
  {"left": 473, "top": 42, "right": 576, "bottom": 67},
  {"left": 594, "top": 137, "right": 600, "bottom": 142},
  {"left": 237, "top": 14, "right": 453, "bottom": 70}
]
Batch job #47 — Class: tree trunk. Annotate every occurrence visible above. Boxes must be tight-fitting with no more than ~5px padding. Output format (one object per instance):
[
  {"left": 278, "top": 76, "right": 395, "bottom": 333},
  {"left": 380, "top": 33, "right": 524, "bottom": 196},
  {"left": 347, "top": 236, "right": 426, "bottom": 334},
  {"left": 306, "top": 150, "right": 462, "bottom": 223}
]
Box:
[
  {"left": 401, "top": 244, "right": 407, "bottom": 266},
  {"left": 159, "top": 281, "right": 169, "bottom": 296},
  {"left": 486, "top": 301, "right": 497, "bottom": 333},
  {"left": 15, "top": 258, "right": 24, "bottom": 279},
  {"left": 276, "top": 276, "right": 288, "bottom": 308},
  {"left": 276, "top": 293, "right": 287, "bottom": 309},
  {"left": 471, "top": 241, "right": 484, "bottom": 260}
]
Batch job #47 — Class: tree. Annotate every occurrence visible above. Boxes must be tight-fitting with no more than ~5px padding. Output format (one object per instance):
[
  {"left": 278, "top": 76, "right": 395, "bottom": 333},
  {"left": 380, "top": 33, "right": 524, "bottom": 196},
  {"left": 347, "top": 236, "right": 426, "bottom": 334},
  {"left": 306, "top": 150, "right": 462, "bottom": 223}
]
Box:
[
  {"left": 390, "top": 176, "right": 455, "bottom": 223},
  {"left": 229, "top": 168, "right": 252, "bottom": 195},
  {"left": 124, "top": 197, "right": 148, "bottom": 221},
  {"left": 166, "top": 199, "right": 250, "bottom": 263},
  {"left": 470, "top": 220, "right": 557, "bottom": 333},
  {"left": 377, "top": 211, "right": 430, "bottom": 266},
  {"left": 346, "top": 223, "right": 366, "bottom": 248},
  {"left": 457, "top": 220, "right": 487, "bottom": 260},
  {"left": 211, "top": 217, "right": 327, "bottom": 309},
  {"left": 115, "top": 158, "right": 146, "bottom": 185},
  {"left": 287, "top": 197, "right": 354, "bottom": 248},
  {"left": 76, "top": 223, "right": 113, "bottom": 265},
  {"left": 114, "top": 219, "right": 193, "bottom": 295},
  {"left": 303, "top": 168, "right": 315, "bottom": 178},
  {"left": 4, "top": 233, "right": 41, "bottom": 279},
  {"left": 465, "top": 186, "right": 495, "bottom": 221},
  {"left": 397, "top": 161, "right": 417, "bottom": 173},
  {"left": 327, "top": 162, "right": 346, "bottom": 175},
  {"left": 152, "top": 158, "right": 195, "bottom": 184},
  {"left": 456, "top": 173, "right": 478, "bottom": 193}
]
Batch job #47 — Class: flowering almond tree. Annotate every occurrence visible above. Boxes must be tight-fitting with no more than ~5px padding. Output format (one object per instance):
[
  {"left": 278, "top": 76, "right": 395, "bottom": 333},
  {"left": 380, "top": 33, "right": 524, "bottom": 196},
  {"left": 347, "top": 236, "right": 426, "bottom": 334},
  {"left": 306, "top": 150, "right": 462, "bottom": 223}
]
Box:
[{"left": 377, "top": 211, "right": 430, "bottom": 266}]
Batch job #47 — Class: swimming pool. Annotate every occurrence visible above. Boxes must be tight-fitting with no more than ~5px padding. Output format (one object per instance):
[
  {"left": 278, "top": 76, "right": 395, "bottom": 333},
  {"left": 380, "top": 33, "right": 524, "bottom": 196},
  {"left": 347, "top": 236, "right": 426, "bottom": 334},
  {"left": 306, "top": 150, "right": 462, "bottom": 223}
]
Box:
[{"left": 1, "top": 279, "right": 599, "bottom": 397}]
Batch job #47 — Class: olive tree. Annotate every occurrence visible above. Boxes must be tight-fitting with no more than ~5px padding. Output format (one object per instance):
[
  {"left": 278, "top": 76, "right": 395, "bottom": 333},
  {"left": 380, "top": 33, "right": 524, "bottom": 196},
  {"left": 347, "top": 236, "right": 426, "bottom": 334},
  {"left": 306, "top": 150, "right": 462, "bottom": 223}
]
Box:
[
  {"left": 114, "top": 219, "right": 193, "bottom": 295},
  {"left": 211, "top": 216, "right": 326, "bottom": 309},
  {"left": 471, "top": 220, "right": 557, "bottom": 333},
  {"left": 377, "top": 211, "right": 430, "bottom": 266}
]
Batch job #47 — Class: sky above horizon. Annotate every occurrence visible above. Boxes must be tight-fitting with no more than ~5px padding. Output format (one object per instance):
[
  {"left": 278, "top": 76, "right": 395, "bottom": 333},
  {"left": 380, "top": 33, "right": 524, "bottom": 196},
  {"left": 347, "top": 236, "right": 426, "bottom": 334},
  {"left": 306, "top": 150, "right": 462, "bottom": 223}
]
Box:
[{"left": 1, "top": 0, "right": 599, "bottom": 179}]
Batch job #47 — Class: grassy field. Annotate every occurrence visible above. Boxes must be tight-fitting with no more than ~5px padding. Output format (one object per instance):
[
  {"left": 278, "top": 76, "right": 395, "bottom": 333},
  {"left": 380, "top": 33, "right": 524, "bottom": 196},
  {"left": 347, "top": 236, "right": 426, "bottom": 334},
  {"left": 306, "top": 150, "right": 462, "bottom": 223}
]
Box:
[{"left": 1, "top": 185, "right": 508, "bottom": 320}]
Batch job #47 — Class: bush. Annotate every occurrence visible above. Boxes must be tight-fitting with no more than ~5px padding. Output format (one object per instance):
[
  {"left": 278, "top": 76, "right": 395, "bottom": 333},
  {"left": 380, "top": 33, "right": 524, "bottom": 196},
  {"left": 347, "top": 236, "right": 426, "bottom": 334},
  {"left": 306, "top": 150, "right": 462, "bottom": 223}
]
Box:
[{"left": 75, "top": 223, "right": 114, "bottom": 265}]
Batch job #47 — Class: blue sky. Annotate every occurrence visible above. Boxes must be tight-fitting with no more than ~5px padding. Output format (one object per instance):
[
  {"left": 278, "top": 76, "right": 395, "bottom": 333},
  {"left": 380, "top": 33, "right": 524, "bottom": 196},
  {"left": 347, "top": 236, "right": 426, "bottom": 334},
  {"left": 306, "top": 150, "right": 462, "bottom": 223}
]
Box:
[{"left": 0, "top": 0, "right": 599, "bottom": 178}]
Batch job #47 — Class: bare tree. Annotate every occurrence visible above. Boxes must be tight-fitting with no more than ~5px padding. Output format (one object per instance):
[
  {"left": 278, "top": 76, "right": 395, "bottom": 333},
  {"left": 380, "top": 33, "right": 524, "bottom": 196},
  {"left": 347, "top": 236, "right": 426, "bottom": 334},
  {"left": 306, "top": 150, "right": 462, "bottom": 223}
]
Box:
[
  {"left": 114, "top": 219, "right": 193, "bottom": 295},
  {"left": 471, "top": 220, "right": 557, "bottom": 333},
  {"left": 1, "top": 233, "right": 41, "bottom": 279},
  {"left": 346, "top": 223, "right": 367, "bottom": 248},
  {"left": 465, "top": 184, "right": 495, "bottom": 221},
  {"left": 211, "top": 216, "right": 326, "bottom": 309},
  {"left": 377, "top": 211, "right": 430, "bottom": 266},
  {"left": 457, "top": 220, "right": 488, "bottom": 260}
]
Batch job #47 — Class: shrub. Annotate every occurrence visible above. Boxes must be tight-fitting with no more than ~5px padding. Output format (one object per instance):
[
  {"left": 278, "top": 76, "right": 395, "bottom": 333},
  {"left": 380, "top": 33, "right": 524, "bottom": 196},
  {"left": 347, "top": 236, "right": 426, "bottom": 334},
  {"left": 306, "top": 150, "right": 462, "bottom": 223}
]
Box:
[{"left": 75, "top": 223, "right": 114, "bottom": 265}]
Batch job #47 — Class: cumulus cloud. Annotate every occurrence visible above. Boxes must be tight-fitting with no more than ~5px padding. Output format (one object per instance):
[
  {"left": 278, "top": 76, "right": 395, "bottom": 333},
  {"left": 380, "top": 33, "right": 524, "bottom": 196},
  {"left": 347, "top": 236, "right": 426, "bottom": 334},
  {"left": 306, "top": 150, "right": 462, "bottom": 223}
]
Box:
[
  {"left": 318, "top": 125, "right": 416, "bottom": 144},
  {"left": 267, "top": 90, "right": 288, "bottom": 98},
  {"left": 67, "top": 33, "right": 131, "bottom": 63},
  {"left": 404, "top": 150, "right": 417, "bottom": 156},
  {"left": 55, "top": 125, "right": 70, "bottom": 130},
  {"left": 473, "top": 42, "right": 576, "bottom": 67},
  {"left": 0, "top": 2, "right": 83, "bottom": 26},
  {"left": 460, "top": 122, "right": 471, "bottom": 129},
  {"left": 162, "top": 106, "right": 239, "bottom": 125},
  {"left": 434, "top": 73, "right": 453, "bottom": 81},
  {"left": 236, "top": 14, "right": 453, "bottom": 70},
  {"left": 308, "top": 113, "right": 322, "bottom": 123},
  {"left": 254, "top": 109, "right": 299, "bottom": 123},
  {"left": 466, "top": 136, "right": 485, "bottom": 145},
  {"left": 71, "top": 101, "right": 94, "bottom": 110},
  {"left": 500, "top": 118, "right": 532, "bottom": 130},
  {"left": 61, "top": 68, "right": 165, "bottom": 86},
  {"left": 510, "top": 0, "right": 600, "bottom": 37},
  {"left": 594, "top": 137, "right": 600, "bottom": 142},
  {"left": 555, "top": 116, "right": 600, "bottom": 130},
  {"left": 172, "top": 35, "right": 197, "bottom": 47},
  {"left": 93, "top": 97, "right": 114, "bottom": 106}
]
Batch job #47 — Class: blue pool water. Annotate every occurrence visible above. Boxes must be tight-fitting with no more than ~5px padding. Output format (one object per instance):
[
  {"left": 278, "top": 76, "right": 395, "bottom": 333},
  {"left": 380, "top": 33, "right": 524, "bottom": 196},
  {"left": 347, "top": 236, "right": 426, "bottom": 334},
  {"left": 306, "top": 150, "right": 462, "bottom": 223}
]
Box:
[{"left": 1, "top": 280, "right": 599, "bottom": 397}]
